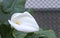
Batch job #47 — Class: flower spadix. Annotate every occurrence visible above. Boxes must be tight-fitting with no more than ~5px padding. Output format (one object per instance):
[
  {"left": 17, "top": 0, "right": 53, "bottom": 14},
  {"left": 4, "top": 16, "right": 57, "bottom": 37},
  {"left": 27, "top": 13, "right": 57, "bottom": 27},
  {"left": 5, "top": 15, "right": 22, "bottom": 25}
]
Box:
[{"left": 8, "top": 11, "right": 39, "bottom": 32}]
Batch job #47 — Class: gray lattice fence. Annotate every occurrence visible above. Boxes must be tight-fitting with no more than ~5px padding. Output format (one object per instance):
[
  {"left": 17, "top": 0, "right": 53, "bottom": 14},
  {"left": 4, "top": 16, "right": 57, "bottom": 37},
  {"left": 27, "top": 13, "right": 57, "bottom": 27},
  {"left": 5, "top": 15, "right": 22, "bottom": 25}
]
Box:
[{"left": 25, "top": 0, "right": 60, "bottom": 38}]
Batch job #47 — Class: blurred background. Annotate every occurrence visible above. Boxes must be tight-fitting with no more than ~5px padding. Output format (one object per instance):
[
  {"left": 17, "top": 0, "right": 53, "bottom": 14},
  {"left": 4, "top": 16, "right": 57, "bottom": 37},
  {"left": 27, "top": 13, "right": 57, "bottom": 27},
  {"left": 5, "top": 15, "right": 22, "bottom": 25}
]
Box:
[{"left": 25, "top": 0, "right": 60, "bottom": 38}]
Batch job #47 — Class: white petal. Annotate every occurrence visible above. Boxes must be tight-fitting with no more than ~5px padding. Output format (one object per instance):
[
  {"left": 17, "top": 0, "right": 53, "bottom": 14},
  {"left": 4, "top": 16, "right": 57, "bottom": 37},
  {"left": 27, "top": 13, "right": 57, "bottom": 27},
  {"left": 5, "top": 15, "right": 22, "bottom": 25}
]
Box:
[
  {"left": 24, "top": 11, "right": 33, "bottom": 17},
  {"left": 11, "top": 13, "right": 24, "bottom": 21},
  {"left": 19, "top": 17, "right": 39, "bottom": 29},
  {"left": 24, "top": 11, "right": 39, "bottom": 29},
  {"left": 19, "top": 25, "right": 39, "bottom": 32},
  {"left": 8, "top": 20, "right": 20, "bottom": 29},
  {"left": 17, "top": 11, "right": 39, "bottom": 29},
  {"left": 9, "top": 11, "right": 39, "bottom": 32},
  {"left": 16, "top": 22, "right": 39, "bottom": 32},
  {"left": 8, "top": 20, "right": 39, "bottom": 32},
  {"left": 11, "top": 11, "right": 39, "bottom": 29},
  {"left": 11, "top": 11, "right": 32, "bottom": 21}
]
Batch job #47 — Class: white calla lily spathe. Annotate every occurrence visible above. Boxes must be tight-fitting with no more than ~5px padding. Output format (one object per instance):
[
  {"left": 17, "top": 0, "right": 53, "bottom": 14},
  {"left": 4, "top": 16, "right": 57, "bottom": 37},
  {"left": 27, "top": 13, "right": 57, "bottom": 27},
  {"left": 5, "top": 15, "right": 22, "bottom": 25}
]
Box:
[{"left": 8, "top": 11, "right": 39, "bottom": 32}]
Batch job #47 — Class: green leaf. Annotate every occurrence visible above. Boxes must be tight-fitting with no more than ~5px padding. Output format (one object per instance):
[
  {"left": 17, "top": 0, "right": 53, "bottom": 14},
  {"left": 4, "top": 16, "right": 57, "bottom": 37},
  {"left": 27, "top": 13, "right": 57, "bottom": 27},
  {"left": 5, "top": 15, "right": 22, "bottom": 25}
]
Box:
[
  {"left": 0, "top": 0, "right": 26, "bottom": 24},
  {"left": 0, "top": 9, "right": 11, "bottom": 24},
  {"left": 13, "top": 30, "right": 27, "bottom": 38},
  {"left": 36, "top": 29, "right": 57, "bottom": 38},
  {"left": 26, "top": 9, "right": 34, "bottom": 15},
  {"left": 2, "top": 0, "right": 26, "bottom": 13},
  {"left": 0, "top": 0, "right": 3, "bottom": 6},
  {"left": 0, "top": 24, "right": 14, "bottom": 38},
  {"left": 12, "top": 0, "right": 26, "bottom": 13},
  {"left": 24, "top": 29, "right": 46, "bottom": 38},
  {"left": 23, "top": 28, "right": 56, "bottom": 38},
  {"left": 25, "top": 33, "right": 46, "bottom": 38},
  {"left": 42, "top": 30, "right": 57, "bottom": 38}
]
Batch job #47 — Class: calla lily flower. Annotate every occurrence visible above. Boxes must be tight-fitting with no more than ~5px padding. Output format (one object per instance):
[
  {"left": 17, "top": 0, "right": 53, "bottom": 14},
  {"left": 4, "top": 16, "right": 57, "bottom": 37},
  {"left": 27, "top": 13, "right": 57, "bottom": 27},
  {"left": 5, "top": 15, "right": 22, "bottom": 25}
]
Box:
[{"left": 8, "top": 11, "right": 39, "bottom": 32}]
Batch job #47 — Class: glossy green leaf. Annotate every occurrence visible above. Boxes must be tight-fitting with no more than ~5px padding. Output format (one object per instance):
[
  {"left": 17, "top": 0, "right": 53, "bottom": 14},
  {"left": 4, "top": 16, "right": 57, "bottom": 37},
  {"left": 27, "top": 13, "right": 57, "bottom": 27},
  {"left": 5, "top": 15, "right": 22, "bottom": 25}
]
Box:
[
  {"left": 0, "top": 9, "right": 11, "bottom": 24},
  {"left": 24, "top": 33, "right": 46, "bottom": 38},
  {"left": 0, "top": 24, "right": 14, "bottom": 38},
  {"left": 24, "top": 28, "right": 57, "bottom": 38},
  {"left": 24, "top": 29, "right": 46, "bottom": 38},
  {"left": 2, "top": 0, "right": 26, "bottom": 13},
  {"left": 0, "top": 0, "right": 26, "bottom": 24},
  {"left": 42, "top": 30, "right": 57, "bottom": 38},
  {"left": 26, "top": 9, "right": 34, "bottom": 15},
  {"left": 35, "top": 29, "right": 57, "bottom": 38},
  {"left": 13, "top": 30, "right": 27, "bottom": 38}
]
